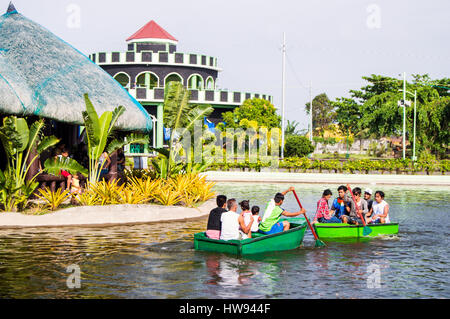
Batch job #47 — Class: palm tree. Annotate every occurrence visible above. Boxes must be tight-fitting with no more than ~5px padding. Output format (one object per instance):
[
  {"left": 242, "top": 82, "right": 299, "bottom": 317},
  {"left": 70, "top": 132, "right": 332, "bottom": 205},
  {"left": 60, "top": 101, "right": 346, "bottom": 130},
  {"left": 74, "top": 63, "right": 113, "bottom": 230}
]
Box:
[
  {"left": 285, "top": 120, "right": 300, "bottom": 136},
  {"left": 152, "top": 82, "right": 214, "bottom": 178},
  {"left": 82, "top": 94, "right": 149, "bottom": 183}
]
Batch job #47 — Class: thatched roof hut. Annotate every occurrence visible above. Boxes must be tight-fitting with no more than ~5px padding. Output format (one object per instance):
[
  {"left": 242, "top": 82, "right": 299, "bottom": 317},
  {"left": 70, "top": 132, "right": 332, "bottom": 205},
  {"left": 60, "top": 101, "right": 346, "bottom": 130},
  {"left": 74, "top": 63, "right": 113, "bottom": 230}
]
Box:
[{"left": 0, "top": 3, "right": 153, "bottom": 132}]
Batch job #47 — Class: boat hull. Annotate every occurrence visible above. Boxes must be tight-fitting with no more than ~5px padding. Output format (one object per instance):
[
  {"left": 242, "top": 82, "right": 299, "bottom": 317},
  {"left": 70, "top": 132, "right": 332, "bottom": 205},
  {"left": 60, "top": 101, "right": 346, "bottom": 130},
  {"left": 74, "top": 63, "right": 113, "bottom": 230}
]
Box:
[
  {"left": 194, "top": 221, "right": 307, "bottom": 256},
  {"left": 314, "top": 223, "right": 399, "bottom": 240}
]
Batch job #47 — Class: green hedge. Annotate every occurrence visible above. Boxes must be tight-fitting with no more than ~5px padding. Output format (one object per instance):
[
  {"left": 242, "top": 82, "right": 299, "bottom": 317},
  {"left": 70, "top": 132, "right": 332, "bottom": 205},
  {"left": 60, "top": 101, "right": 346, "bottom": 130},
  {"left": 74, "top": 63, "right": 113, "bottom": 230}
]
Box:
[{"left": 208, "top": 157, "right": 450, "bottom": 174}]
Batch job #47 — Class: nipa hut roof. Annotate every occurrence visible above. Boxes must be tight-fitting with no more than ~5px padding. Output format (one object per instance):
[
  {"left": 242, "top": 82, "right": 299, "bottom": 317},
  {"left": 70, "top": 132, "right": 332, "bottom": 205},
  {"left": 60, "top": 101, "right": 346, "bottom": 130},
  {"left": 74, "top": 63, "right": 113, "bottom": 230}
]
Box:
[{"left": 0, "top": 3, "right": 153, "bottom": 132}]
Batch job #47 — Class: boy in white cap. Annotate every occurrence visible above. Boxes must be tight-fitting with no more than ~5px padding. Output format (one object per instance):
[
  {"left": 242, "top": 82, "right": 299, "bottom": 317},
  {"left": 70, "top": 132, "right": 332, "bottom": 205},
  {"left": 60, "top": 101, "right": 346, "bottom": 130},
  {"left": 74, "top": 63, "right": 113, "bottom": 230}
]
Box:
[{"left": 364, "top": 189, "right": 374, "bottom": 212}]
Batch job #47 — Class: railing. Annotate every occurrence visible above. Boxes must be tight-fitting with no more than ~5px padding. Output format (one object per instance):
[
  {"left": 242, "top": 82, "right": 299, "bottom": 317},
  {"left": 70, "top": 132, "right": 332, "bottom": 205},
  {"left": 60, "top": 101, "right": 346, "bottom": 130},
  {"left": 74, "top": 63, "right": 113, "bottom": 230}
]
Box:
[
  {"left": 89, "top": 51, "right": 220, "bottom": 71},
  {"left": 127, "top": 87, "right": 273, "bottom": 106}
]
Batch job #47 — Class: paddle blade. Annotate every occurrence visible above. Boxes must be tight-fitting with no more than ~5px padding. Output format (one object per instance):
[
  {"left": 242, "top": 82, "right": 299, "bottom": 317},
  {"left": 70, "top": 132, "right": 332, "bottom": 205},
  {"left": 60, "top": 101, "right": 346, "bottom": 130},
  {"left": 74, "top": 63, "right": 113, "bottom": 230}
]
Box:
[
  {"left": 363, "top": 226, "right": 373, "bottom": 236},
  {"left": 315, "top": 239, "right": 326, "bottom": 248}
]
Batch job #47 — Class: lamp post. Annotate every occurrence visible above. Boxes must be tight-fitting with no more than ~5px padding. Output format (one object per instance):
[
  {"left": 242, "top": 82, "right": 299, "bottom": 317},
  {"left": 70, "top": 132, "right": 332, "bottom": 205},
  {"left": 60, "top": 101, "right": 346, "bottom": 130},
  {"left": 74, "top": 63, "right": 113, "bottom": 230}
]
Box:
[
  {"left": 412, "top": 90, "right": 417, "bottom": 161},
  {"left": 399, "top": 88, "right": 418, "bottom": 161},
  {"left": 402, "top": 72, "right": 406, "bottom": 160},
  {"left": 281, "top": 33, "right": 286, "bottom": 159},
  {"left": 309, "top": 81, "right": 313, "bottom": 143}
]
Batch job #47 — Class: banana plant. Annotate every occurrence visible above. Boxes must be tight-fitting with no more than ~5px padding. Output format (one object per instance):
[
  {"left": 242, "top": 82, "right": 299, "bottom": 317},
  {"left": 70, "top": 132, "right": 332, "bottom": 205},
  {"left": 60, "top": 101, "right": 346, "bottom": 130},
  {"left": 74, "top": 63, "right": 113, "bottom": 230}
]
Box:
[
  {"left": 82, "top": 94, "right": 149, "bottom": 183},
  {"left": 152, "top": 82, "right": 214, "bottom": 178},
  {"left": 0, "top": 116, "right": 86, "bottom": 212}
]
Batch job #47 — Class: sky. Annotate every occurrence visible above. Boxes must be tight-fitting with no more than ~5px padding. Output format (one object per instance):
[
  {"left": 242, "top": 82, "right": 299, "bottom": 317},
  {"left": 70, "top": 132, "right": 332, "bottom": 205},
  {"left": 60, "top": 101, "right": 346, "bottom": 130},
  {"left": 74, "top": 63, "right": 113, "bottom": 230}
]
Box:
[{"left": 7, "top": 0, "right": 450, "bottom": 131}]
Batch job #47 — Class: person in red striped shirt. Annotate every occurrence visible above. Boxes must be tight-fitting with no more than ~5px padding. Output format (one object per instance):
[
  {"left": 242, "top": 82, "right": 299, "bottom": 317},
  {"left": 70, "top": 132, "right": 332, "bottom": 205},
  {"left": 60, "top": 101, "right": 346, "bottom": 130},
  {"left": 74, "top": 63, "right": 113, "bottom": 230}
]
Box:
[{"left": 313, "top": 189, "right": 342, "bottom": 224}]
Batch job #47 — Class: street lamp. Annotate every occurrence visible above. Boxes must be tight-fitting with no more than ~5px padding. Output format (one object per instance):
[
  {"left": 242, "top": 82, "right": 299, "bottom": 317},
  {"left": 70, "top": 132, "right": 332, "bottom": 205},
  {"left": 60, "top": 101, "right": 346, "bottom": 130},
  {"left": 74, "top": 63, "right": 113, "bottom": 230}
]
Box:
[{"left": 398, "top": 89, "right": 418, "bottom": 161}]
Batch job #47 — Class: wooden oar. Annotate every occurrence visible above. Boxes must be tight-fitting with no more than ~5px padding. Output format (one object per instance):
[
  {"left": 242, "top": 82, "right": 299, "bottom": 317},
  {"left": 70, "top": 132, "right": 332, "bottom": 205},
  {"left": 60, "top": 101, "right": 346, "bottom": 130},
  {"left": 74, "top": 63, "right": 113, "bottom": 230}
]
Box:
[
  {"left": 347, "top": 185, "right": 372, "bottom": 236},
  {"left": 293, "top": 190, "right": 326, "bottom": 248}
]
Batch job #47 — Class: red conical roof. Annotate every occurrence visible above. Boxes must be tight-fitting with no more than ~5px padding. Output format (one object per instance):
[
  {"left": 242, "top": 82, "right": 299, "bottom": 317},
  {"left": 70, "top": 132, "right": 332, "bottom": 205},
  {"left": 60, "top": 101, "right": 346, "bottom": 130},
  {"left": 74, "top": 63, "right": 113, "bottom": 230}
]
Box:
[{"left": 126, "top": 20, "right": 177, "bottom": 42}]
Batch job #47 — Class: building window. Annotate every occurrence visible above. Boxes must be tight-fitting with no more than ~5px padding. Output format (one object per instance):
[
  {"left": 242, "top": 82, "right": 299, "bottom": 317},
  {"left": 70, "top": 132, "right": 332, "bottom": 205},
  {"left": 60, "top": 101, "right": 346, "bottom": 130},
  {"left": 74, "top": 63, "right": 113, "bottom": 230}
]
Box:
[
  {"left": 206, "top": 77, "right": 214, "bottom": 90},
  {"left": 126, "top": 52, "right": 135, "bottom": 62},
  {"left": 114, "top": 73, "right": 130, "bottom": 88},
  {"left": 142, "top": 52, "right": 152, "bottom": 62},
  {"left": 112, "top": 52, "right": 120, "bottom": 63},
  {"left": 188, "top": 74, "right": 204, "bottom": 90},
  {"left": 159, "top": 52, "right": 168, "bottom": 63},
  {"left": 136, "top": 72, "right": 159, "bottom": 89},
  {"left": 175, "top": 53, "right": 184, "bottom": 64},
  {"left": 165, "top": 73, "right": 183, "bottom": 86}
]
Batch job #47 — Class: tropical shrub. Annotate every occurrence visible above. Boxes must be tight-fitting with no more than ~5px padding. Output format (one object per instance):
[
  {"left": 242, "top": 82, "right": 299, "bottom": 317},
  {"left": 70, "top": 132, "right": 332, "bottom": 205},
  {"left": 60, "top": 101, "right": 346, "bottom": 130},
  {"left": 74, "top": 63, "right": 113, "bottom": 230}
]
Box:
[
  {"left": 0, "top": 116, "right": 87, "bottom": 212},
  {"left": 151, "top": 183, "right": 182, "bottom": 206},
  {"left": 89, "top": 179, "right": 124, "bottom": 205},
  {"left": 127, "top": 176, "right": 161, "bottom": 203},
  {"left": 82, "top": 94, "right": 148, "bottom": 183},
  {"left": 284, "top": 136, "right": 315, "bottom": 158},
  {"left": 186, "top": 174, "right": 216, "bottom": 202},
  {"left": 75, "top": 190, "right": 101, "bottom": 206},
  {"left": 321, "top": 160, "right": 341, "bottom": 173},
  {"left": 203, "top": 156, "right": 450, "bottom": 174},
  {"left": 67, "top": 173, "right": 217, "bottom": 209},
  {"left": 35, "top": 187, "right": 71, "bottom": 211},
  {"left": 439, "top": 160, "right": 450, "bottom": 174},
  {"left": 118, "top": 187, "right": 147, "bottom": 205}
]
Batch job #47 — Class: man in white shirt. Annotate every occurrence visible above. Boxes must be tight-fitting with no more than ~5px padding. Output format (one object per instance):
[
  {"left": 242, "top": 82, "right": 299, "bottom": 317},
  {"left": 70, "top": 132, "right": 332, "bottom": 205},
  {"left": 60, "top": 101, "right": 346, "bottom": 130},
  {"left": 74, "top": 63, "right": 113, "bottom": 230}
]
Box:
[{"left": 220, "top": 199, "right": 252, "bottom": 241}]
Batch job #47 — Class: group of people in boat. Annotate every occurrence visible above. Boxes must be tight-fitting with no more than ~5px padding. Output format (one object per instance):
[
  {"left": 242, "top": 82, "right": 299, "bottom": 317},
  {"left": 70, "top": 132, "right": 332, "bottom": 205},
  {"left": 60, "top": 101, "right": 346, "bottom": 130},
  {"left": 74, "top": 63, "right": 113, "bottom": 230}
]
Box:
[
  {"left": 314, "top": 184, "right": 390, "bottom": 225},
  {"left": 206, "top": 187, "right": 305, "bottom": 241},
  {"left": 205, "top": 185, "right": 391, "bottom": 241}
]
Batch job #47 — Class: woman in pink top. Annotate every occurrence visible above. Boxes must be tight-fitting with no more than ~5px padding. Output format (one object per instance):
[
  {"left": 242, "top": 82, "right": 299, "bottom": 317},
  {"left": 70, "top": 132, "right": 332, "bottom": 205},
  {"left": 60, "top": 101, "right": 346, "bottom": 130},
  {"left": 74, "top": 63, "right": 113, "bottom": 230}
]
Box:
[
  {"left": 238, "top": 200, "right": 254, "bottom": 239},
  {"left": 313, "top": 189, "right": 342, "bottom": 224}
]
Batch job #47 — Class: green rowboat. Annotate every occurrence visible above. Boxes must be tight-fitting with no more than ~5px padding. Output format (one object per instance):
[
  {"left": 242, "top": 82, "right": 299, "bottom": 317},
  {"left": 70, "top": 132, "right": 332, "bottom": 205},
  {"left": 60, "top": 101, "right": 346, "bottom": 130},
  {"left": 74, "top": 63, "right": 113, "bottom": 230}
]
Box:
[
  {"left": 194, "top": 220, "right": 307, "bottom": 256},
  {"left": 314, "top": 223, "right": 399, "bottom": 240}
]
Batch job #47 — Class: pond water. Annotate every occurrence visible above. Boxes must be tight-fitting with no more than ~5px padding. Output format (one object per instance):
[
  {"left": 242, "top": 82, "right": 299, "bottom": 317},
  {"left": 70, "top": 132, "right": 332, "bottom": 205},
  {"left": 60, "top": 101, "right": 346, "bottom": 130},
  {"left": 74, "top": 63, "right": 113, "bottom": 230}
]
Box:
[{"left": 0, "top": 183, "right": 448, "bottom": 299}]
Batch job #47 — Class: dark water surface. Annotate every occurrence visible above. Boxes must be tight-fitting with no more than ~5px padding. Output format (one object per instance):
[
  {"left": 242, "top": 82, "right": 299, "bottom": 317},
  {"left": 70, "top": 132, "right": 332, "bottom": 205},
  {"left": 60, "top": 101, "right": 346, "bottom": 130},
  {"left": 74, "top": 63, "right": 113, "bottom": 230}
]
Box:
[{"left": 0, "top": 183, "right": 448, "bottom": 299}]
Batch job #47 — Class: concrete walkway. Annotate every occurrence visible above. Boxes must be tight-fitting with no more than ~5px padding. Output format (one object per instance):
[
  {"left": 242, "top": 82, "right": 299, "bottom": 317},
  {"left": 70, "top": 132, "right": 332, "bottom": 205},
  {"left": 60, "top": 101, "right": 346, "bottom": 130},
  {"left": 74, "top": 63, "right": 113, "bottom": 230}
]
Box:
[
  {"left": 204, "top": 171, "right": 450, "bottom": 186},
  {"left": 0, "top": 200, "right": 215, "bottom": 229}
]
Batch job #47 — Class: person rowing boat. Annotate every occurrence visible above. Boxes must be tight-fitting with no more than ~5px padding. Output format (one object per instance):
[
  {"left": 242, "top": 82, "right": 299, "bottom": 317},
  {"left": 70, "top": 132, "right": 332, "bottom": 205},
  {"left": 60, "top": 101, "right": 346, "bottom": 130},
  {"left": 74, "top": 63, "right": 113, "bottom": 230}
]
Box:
[
  {"left": 346, "top": 186, "right": 369, "bottom": 225},
  {"left": 258, "top": 187, "right": 306, "bottom": 235}
]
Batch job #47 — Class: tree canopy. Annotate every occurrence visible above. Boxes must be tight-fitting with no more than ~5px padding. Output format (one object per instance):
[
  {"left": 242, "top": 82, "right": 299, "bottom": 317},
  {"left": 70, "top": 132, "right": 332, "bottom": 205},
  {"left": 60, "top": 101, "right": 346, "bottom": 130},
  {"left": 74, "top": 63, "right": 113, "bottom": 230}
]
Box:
[
  {"left": 305, "top": 93, "right": 335, "bottom": 136},
  {"left": 222, "top": 98, "right": 281, "bottom": 130},
  {"left": 333, "top": 74, "right": 449, "bottom": 158}
]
